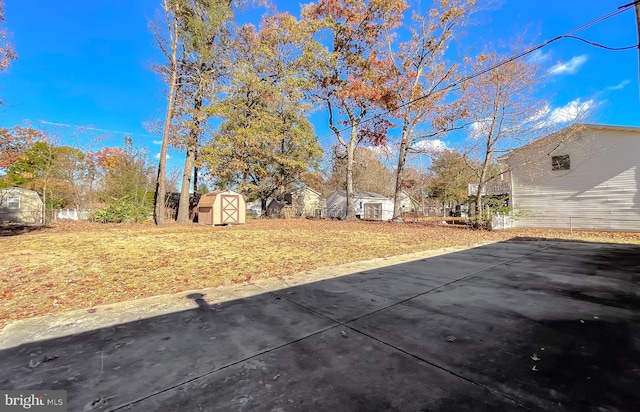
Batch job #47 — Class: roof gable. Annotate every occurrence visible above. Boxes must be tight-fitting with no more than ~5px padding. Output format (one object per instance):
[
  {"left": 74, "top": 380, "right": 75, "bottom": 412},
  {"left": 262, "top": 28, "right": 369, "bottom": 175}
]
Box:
[{"left": 500, "top": 123, "right": 640, "bottom": 162}]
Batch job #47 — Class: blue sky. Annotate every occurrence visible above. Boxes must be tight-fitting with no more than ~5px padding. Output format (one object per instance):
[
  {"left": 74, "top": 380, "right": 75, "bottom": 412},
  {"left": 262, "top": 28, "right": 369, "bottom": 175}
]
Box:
[{"left": 0, "top": 0, "right": 638, "bottom": 171}]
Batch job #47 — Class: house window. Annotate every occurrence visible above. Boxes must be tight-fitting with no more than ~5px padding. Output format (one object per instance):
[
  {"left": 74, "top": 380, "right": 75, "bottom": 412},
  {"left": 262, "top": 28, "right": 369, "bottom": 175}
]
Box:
[
  {"left": 552, "top": 154, "right": 570, "bottom": 171},
  {"left": 7, "top": 195, "right": 20, "bottom": 209}
]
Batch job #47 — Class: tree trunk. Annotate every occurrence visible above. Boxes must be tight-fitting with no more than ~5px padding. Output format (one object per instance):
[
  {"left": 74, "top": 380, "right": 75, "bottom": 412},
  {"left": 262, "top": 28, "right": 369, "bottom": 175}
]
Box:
[
  {"left": 261, "top": 197, "right": 268, "bottom": 217},
  {"left": 176, "top": 146, "right": 195, "bottom": 223},
  {"left": 177, "top": 94, "right": 203, "bottom": 223},
  {"left": 474, "top": 186, "right": 482, "bottom": 225},
  {"left": 193, "top": 164, "right": 198, "bottom": 193},
  {"left": 42, "top": 181, "right": 47, "bottom": 224},
  {"left": 474, "top": 160, "right": 490, "bottom": 227},
  {"left": 345, "top": 132, "right": 357, "bottom": 220},
  {"left": 392, "top": 134, "right": 410, "bottom": 221},
  {"left": 154, "top": 1, "right": 179, "bottom": 226}
]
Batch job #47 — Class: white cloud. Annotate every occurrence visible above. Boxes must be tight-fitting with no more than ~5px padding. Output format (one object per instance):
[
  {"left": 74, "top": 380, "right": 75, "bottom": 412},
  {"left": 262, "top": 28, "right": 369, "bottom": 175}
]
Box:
[
  {"left": 549, "top": 98, "right": 595, "bottom": 124},
  {"left": 606, "top": 80, "right": 630, "bottom": 91},
  {"left": 365, "top": 144, "right": 395, "bottom": 158},
  {"left": 410, "top": 139, "right": 447, "bottom": 154},
  {"left": 520, "top": 99, "right": 597, "bottom": 130},
  {"left": 468, "top": 118, "right": 493, "bottom": 140},
  {"left": 152, "top": 140, "right": 163, "bottom": 145},
  {"left": 525, "top": 105, "right": 551, "bottom": 124},
  {"left": 528, "top": 49, "right": 551, "bottom": 64},
  {"left": 548, "top": 55, "right": 587, "bottom": 75},
  {"left": 155, "top": 152, "right": 171, "bottom": 160}
]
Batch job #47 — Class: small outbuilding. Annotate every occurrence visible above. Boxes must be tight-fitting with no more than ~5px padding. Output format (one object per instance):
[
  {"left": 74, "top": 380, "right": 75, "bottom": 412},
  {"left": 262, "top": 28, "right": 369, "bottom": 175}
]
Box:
[
  {"left": 0, "top": 187, "right": 44, "bottom": 224},
  {"left": 196, "top": 189, "right": 246, "bottom": 225},
  {"left": 324, "top": 190, "right": 394, "bottom": 221}
]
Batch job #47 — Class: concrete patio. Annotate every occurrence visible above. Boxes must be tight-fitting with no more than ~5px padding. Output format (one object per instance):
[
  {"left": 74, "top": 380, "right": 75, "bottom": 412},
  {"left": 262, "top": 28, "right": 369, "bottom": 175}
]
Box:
[{"left": 1, "top": 238, "right": 638, "bottom": 411}]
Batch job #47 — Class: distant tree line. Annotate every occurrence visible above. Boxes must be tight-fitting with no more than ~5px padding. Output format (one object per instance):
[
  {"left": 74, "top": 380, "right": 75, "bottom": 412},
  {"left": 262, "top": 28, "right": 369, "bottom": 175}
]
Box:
[
  {"left": 0, "top": 128, "right": 168, "bottom": 222},
  {"left": 150, "top": 0, "right": 579, "bottom": 225},
  {"left": 1, "top": 0, "right": 587, "bottom": 225}
]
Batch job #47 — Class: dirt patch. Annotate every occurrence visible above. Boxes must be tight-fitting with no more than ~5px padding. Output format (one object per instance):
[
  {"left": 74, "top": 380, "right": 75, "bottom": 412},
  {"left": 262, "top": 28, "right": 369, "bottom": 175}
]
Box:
[{"left": 0, "top": 223, "right": 52, "bottom": 237}]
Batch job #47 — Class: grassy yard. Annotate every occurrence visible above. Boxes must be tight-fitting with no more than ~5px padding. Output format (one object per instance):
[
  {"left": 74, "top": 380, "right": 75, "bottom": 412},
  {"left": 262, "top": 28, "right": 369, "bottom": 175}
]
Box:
[{"left": 1, "top": 219, "right": 639, "bottom": 329}]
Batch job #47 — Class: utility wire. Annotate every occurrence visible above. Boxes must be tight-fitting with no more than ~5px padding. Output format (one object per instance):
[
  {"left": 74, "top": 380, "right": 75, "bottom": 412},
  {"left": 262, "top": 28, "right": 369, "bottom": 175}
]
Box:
[
  {"left": 4, "top": 2, "right": 636, "bottom": 147},
  {"left": 560, "top": 35, "right": 638, "bottom": 51},
  {"left": 317, "top": 1, "right": 638, "bottom": 145},
  {"left": 0, "top": 114, "right": 154, "bottom": 139}
]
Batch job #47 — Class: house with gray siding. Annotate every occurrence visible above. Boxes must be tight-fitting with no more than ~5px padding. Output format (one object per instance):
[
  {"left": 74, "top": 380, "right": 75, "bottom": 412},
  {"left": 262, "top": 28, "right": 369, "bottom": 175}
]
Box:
[{"left": 501, "top": 124, "right": 640, "bottom": 231}]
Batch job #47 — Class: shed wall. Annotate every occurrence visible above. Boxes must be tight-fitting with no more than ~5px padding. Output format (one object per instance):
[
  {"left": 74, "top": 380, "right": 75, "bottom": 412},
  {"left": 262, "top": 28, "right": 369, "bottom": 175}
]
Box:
[
  {"left": 359, "top": 198, "right": 394, "bottom": 221},
  {"left": 300, "top": 188, "right": 321, "bottom": 217},
  {"left": 324, "top": 192, "right": 347, "bottom": 219},
  {"left": 197, "top": 190, "right": 246, "bottom": 225},
  {"left": 0, "top": 188, "right": 43, "bottom": 224},
  {"left": 324, "top": 191, "right": 394, "bottom": 221}
]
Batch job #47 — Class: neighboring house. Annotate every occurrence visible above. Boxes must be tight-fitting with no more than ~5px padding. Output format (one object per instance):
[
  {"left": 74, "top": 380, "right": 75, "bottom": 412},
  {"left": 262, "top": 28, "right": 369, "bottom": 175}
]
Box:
[
  {"left": 324, "top": 190, "right": 394, "bottom": 221},
  {"left": 467, "top": 177, "right": 510, "bottom": 219},
  {"left": 246, "top": 200, "right": 263, "bottom": 217},
  {"left": 0, "top": 187, "right": 44, "bottom": 224},
  {"left": 398, "top": 190, "right": 422, "bottom": 214},
  {"left": 266, "top": 185, "right": 322, "bottom": 218},
  {"left": 501, "top": 124, "right": 640, "bottom": 231}
]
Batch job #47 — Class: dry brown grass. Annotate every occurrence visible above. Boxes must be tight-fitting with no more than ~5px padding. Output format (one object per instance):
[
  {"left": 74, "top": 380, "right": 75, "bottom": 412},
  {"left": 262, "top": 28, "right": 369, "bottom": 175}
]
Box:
[{"left": 1, "top": 219, "right": 639, "bottom": 329}]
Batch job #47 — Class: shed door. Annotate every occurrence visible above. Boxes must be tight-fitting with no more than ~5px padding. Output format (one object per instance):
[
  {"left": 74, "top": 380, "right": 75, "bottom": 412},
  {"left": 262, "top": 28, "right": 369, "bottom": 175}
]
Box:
[
  {"left": 363, "top": 203, "right": 382, "bottom": 221},
  {"left": 220, "top": 195, "right": 240, "bottom": 224}
]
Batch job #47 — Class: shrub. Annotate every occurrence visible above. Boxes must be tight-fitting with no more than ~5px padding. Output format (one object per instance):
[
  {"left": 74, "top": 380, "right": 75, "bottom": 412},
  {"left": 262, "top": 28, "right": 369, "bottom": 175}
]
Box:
[{"left": 90, "top": 196, "right": 152, "bottom": 223}]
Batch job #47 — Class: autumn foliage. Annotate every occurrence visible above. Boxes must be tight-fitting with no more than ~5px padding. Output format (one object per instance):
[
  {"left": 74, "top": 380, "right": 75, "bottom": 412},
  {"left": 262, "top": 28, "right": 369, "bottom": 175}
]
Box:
[
  {"left": 0, "top": 127, "right": 43, "bottom": 169},
  {"left": 0, "top": 0, "right": 17, "bottom": 72}
]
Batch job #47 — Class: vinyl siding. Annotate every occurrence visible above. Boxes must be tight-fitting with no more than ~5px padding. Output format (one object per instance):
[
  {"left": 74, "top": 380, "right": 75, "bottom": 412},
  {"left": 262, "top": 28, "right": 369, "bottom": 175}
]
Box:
[{"left": 507, "top": 128, "right": 640, "bottom": 231}]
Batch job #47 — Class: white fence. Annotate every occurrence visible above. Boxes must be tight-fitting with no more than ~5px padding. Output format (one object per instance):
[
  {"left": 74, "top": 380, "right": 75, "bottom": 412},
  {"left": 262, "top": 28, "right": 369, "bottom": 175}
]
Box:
[
  {"left": 491, "top": 213, "right": 515, "bottom": 230},
  {"left": 45, "top": 208, "right": 92, "bottom": 223}
]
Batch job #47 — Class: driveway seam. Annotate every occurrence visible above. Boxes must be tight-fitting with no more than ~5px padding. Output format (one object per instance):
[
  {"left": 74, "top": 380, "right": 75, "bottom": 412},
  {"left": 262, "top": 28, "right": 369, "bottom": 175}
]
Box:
[
  {"left": 108, "top": 322, "right": 341, "bottom": 411},
  {"left": 344, "top": 324, "right": 533, "bottom": 410},
  {"left": 109, "top": 242, "right": 557, "bottom": 411},
  {"left": 258, "top": 243, "right": 558, "bottom": 409},
  {"left": 344, "top": 242, "right": 559, "bottom": 326}
]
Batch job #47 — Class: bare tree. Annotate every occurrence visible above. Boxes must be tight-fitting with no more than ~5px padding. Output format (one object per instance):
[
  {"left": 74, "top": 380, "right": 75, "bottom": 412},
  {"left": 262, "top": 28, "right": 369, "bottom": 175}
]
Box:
[
  {"left": 152, "top": 0, "right": 180, "bottom": 225},
  {"left": 459, "top": 48, "right": 589, "bottom": 224},
  {"left": 388, "top": 0, "right": 474, "bottom": 221}
]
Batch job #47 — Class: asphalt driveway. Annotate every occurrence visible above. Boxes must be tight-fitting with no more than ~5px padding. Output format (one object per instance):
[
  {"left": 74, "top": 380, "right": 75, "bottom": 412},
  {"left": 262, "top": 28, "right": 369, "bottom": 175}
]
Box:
[{"left": 0, "top": 238, "right": 638, "bottom": 411}]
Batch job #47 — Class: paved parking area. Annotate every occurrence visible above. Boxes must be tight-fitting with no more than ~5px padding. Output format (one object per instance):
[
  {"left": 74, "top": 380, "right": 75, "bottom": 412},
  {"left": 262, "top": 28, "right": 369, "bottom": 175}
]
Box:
[{"left": 1, "top": 239, "right": 638, "bottom": 411}]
